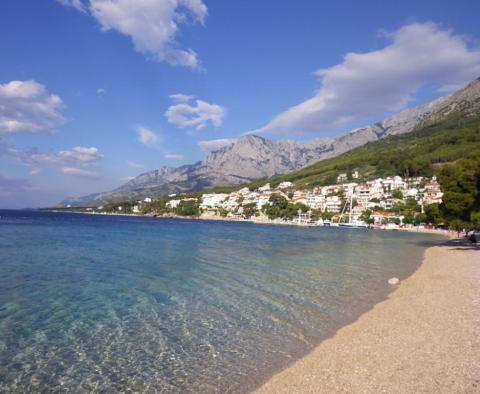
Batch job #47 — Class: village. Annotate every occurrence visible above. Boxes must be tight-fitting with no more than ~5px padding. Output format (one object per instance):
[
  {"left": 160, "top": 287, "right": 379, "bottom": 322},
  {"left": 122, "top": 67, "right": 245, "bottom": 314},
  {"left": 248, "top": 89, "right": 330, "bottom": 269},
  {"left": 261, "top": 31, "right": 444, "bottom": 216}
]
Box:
[{"left": 98, "top": 172, "right": 444, "bottom": 229}]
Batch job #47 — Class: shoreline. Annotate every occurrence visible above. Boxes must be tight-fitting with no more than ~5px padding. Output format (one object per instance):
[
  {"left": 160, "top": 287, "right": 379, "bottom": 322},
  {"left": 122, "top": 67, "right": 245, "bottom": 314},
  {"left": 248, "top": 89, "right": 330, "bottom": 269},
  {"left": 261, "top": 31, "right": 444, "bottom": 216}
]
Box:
[
  {"left": 48, "top": 209, "right": 455, "bottom": 237},
  {"left": 255, "top": 238, "right": 480, "bottom": 393}
]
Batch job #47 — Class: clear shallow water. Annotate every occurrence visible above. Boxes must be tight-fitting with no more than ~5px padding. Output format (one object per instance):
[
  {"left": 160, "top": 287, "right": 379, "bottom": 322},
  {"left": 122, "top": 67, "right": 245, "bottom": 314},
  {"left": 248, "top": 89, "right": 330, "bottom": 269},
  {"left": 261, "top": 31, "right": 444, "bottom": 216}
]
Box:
[{"left": 0, "top": 210, "right": 441, "bottom": 393}]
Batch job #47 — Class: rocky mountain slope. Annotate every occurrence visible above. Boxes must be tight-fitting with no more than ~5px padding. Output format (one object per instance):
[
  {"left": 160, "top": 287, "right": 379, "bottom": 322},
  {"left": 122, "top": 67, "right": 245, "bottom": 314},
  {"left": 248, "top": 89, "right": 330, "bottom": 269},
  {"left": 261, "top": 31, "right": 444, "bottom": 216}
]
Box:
[{"left": 65, "top": 78, "right": 480, "bottom": 206}]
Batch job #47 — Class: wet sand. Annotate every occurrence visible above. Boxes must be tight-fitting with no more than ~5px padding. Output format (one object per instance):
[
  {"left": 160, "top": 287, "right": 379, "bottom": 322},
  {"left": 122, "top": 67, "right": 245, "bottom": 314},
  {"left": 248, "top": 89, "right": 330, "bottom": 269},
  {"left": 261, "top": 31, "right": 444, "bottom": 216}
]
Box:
[{"left": 256, "top": 239, "right": 480, "bottom": 394}]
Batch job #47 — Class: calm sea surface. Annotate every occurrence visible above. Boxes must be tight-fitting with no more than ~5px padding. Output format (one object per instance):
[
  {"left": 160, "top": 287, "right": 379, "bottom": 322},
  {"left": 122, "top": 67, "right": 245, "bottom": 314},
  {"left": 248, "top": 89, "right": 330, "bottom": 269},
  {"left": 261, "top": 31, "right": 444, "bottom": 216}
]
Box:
[{"left": 0, "top": 210, "right": 441, "bottom": 393}]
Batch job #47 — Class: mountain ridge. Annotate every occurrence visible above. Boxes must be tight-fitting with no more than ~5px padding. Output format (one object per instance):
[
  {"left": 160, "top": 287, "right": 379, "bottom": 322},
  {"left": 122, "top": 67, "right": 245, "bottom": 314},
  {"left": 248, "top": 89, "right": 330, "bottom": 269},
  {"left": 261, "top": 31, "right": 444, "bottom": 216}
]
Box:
[{"left": 62, "top": 78, "right": 480, "bottom": 206}]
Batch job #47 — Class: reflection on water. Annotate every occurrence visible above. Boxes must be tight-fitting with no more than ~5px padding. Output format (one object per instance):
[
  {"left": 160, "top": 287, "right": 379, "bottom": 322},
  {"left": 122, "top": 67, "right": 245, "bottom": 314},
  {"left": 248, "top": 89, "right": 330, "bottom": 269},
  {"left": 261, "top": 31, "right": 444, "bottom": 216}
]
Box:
[{"left": 0, "top": 210, "right": 440, "bottom": 392}]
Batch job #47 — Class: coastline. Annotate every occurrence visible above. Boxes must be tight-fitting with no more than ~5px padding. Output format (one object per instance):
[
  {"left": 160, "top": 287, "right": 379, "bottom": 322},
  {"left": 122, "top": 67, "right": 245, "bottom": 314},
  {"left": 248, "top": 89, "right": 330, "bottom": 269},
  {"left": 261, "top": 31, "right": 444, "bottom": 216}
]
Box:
[
  {"left": 255, "top": 238, "right": 480, "bottom": 394},
  {"left": 49, "top": 209, "right": 455, "bottom": 237}
]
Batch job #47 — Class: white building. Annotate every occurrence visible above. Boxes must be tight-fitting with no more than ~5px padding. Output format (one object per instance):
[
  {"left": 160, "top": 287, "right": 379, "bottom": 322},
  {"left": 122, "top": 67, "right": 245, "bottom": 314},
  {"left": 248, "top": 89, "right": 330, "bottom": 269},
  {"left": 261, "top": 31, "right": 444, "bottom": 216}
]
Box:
[
  {"left": 342, "top": 183, "right": 358, "bottom": 198},
  {"left": 382, "top": 176, "right": 406, "bottom": 192},
  {"left": 256, "top": 195, "right": 271, "bottom": 210},
  {"left": 306, "top": 194, "right": 326, "bottom": 210},
  {"left": 166, "top": 199, "right": 181, "bottom": 209},
  {"left": 200, "top": 193, "right": 228, "bottom": 209},
  {"left": 325, "top": 196, "right": 342, "bottom": 212},
  {"left": 337, "top": 173, "right": 348, "bottom": 183},
  {"left": 258, "top": 183, "right": 271, "bottom": 192},
  {"left": 277, "top": 181, "right": 294, "bottom": 189}
]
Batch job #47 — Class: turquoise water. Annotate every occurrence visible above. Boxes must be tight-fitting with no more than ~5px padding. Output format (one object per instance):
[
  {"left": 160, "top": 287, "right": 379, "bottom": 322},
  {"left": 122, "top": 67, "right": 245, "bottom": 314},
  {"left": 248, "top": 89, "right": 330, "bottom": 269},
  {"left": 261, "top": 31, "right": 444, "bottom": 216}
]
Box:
[{"left": 0, "top": 210, "right": 441, "bottom": 392}]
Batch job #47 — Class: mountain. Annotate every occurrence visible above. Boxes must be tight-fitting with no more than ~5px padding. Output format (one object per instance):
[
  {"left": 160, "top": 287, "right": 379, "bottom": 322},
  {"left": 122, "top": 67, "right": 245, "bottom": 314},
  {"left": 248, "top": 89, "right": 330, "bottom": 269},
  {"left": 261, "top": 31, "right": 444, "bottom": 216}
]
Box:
[
  {"left": 248, "top": 105, "right": 480, "bottom": 191},
  {"left": 64, "top": 78, "right": 480, "bottom": 206}
]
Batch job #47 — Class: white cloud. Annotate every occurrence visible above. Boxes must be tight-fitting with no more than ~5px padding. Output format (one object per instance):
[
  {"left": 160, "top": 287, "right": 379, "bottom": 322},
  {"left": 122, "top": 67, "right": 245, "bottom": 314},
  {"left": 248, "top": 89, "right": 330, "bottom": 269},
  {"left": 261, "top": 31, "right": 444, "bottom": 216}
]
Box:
[
  {"left": 198, "top": 138, "right": 236, "bottom": 152},
  {"left": 56, "top": 0, "right": 87, "bottom": 13},
  {"left": 136, "top": 125, "right": 161, "bottom": 147},
  {"left": 165, "top": 97, "right": 225, "bottom": 130},
  {"left": 127, "top": 160, "right": 144, "bottom": 168},
  {"left": 3, "top": 143, "right": 103, "bottom": 176},
  {"left": 257, "top": 22, "right": 480, "bottom": 135},
  {"left": 58, "top": 0, "right": 207, "bottom": 68},
  {"left": 62, "top": 167, "right": 100, "bottom": 178},
  {"left": 58, "top": 146, "right": 103, "bottom": 163},
  {"left": 165, "top": 153, "right": 184, "bottom": 160},
  {"left": 0, "top": 80, "right": 66, "bottom": 134},
  {"left": 96, "top": 87, "right": 106, "bottom": 95},
  {"left": 169, "top": 93, "right": 195, "bottom": 103}
]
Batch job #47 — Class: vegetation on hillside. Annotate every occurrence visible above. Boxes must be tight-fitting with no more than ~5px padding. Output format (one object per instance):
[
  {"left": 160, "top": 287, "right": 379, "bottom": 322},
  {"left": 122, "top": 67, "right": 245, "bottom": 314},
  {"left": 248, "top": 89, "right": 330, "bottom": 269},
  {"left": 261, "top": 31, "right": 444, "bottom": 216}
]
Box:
[
  {"left": 437, "top": 153, "right": 480, "bottom": 229},
  {"left": 71, "top": 111, "right": 480, "bottom": 228},
  {"left": 238, "top": 113, "right": 480, "bottom": 228},
  {"left": 260, "top": 113, "right": 480, "bottom": 189},
  {"left": 261, "top": 194, "right": 308, "bottom": 220}
]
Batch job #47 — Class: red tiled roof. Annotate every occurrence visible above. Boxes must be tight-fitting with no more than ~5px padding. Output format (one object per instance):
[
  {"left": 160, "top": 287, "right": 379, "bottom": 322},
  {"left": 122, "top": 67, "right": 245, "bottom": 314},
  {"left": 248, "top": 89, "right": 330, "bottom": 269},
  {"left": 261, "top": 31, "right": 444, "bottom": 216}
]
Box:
[{"left": 372, "top": 211, "right": 396, "bottom": 217}]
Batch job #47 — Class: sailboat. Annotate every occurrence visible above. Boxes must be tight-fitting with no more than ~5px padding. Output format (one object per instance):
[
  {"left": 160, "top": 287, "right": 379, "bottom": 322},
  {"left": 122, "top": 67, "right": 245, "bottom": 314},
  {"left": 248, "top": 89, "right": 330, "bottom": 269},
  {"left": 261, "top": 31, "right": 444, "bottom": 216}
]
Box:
[{"left": 338, "top": 193, "right": 368, "bottom": 229}]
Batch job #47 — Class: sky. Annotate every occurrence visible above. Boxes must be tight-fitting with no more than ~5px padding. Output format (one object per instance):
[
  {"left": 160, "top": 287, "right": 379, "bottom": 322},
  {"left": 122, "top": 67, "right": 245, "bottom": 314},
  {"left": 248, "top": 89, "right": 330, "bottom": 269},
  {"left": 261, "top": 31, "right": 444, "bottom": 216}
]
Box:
[{"left": 1, "top": 0, "right": 480, "bottom": 208}]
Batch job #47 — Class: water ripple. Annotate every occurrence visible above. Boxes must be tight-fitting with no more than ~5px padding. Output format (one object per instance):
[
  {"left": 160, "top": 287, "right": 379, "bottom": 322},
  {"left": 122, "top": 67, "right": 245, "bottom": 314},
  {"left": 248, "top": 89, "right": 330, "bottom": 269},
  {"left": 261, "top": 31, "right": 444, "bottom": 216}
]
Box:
[{"left": 0, "top": 210, "right": 441, "bottom": 393}]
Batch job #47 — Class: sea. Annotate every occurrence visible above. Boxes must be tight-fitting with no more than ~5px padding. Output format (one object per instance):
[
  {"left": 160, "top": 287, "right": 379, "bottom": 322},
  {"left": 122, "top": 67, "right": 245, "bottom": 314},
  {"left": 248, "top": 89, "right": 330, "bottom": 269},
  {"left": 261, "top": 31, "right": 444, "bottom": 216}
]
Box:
[{"left": 0, "top": 210, "right": 442, "bottom": 393}]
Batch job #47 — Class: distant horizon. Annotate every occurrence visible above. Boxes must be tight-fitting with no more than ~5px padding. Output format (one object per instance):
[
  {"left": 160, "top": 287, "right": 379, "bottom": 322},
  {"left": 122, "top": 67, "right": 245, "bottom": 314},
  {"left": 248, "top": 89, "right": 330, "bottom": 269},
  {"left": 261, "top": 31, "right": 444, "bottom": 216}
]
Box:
[{"left": 1, "top": 1, "right": 480, "bottom": 208}]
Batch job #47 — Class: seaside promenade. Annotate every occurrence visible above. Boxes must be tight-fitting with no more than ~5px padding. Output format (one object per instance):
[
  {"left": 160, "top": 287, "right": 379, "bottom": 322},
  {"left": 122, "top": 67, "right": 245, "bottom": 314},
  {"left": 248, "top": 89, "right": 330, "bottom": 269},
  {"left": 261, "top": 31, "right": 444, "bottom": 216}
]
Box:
[{"left": 256, "top": 238, "right": 480, "bottom": 393}]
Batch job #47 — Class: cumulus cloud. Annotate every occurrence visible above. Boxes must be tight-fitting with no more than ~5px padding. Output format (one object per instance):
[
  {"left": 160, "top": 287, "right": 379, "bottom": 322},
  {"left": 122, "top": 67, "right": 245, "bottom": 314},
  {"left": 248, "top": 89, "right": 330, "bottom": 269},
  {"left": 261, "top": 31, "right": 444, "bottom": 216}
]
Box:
[
  {"left": 96, "top": 87, "right": 106, "bottom": 96},
  {"left": 127, "top": 160, "right": 144, "bottom": 168},
  {"left": 62, "top": 167, "right": 100, "bottom": 178},
  {"left": 165, "top": 153, "right": 184, "bottom": 160},
  {"left": 58, "top": 146, "right": 103, "bottom": 163},
  {"left": 198, "top": 138, "right": 236, "bottom": 152},
  {"left": 256, "top": 22, "right": 480, "bottom": 135},
  {"left": 165, "top": 96, "right": 225, "bottom": 130},
  {"left": 0, "top": 80, "right": 66, "bottom": 134},
  {"left": 169, "top": 93, "right": 195, "bottom": 103},
  {"left": 136, "top": 125, "right": 161, "bottom": 147},
  {"left": 57, "top": 0, "right": 208, "bottom": 68},
  {"left": 2, "top": 144, "right": 103, "bottom": 177}
]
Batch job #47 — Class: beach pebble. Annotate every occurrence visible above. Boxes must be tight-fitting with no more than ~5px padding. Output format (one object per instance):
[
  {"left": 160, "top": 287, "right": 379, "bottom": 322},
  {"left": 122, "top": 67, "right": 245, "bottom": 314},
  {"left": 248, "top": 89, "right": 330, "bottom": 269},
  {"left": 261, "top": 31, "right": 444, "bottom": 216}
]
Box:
[{"left": 388, "top": 277, "right": 400, "bottom": 285}]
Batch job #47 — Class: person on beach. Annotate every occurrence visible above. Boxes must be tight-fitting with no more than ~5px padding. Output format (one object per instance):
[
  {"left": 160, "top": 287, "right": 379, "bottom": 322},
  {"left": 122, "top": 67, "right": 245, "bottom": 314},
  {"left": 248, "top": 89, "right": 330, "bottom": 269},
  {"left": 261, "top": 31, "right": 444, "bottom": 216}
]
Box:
[{"left": 468, "top": 231, "right": 477, "bottom": 244}]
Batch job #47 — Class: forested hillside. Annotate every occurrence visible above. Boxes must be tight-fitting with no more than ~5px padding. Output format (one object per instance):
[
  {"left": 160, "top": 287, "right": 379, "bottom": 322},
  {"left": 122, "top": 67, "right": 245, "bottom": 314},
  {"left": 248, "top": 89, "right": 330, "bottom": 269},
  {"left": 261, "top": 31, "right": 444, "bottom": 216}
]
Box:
[
  {"left": 211, "top": 111, "right": 480, "bottom": 227},
  {"left": 248, "top": 112, "right": 480, "bottom": 190}
]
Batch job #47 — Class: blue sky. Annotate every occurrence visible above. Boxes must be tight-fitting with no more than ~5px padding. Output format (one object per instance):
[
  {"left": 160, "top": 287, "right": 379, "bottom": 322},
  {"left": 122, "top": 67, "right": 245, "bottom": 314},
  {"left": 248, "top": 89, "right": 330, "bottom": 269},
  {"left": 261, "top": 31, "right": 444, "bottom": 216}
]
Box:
[{"left": 1, "top": 0, "right": 480, "bottom": 208}]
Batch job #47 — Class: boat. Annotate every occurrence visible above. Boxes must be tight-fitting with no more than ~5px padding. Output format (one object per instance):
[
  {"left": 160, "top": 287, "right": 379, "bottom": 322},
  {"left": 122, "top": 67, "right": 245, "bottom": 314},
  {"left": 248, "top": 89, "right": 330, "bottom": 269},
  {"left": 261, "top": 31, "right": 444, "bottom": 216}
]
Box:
[{"left": 338, "top": 192, "right": 368, "bottom": 229}]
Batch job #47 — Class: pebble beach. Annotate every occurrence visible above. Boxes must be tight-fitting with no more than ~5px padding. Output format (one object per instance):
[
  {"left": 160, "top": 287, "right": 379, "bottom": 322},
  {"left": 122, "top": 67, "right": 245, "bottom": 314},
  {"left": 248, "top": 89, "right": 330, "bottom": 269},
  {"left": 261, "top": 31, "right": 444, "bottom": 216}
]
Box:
[{"left": 256, "top": 238, "right": 480, "bottom": 393}]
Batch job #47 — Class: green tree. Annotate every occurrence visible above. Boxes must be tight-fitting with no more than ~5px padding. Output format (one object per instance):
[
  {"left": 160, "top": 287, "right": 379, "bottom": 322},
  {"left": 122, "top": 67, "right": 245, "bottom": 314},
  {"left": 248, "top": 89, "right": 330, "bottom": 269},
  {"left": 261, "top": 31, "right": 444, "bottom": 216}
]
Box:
[
  {"left": 360, "top": 209, "right": 373, "bottom": 224},
  {"left": 321, "top": 211, "right": 335, "bottom": 220},
  {"left": 262, "top": 194, "right": 289, "bottom": 219},
  {"left": 438, "top": 154, "right": 480, "bottom": 227},
  {"left": 176, "top": 199, "right": 200, "bottom": 216},
  {"left": 470, "top": 211, "right": 480, "bottom": 228},
  {"left": 424, "top": 203, "right": 443, "bottom": 225},
  {"left": 218, "top": 207, "right": 228, "bottom": 217},
  {"left": 242, "top": 202, "right": 258, "bottom": 218},
  {"left": 391, "top": 189, "right": 403, "bottom": 199}
]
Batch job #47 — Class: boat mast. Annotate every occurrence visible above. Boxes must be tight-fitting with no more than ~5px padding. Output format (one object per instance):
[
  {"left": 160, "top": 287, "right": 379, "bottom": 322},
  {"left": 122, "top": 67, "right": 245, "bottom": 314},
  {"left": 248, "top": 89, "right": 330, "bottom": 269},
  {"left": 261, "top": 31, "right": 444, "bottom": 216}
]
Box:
[
  {"left": 339, "top": 198, "right": 347, "bottom": 223},
  {"left": 348, "top": 194, "right": 353, "bottom": 224}
]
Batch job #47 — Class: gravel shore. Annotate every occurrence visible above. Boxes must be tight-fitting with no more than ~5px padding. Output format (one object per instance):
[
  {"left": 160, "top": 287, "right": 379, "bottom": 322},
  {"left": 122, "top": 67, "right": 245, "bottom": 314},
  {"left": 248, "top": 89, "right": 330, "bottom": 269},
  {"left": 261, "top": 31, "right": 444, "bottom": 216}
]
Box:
[{"left": 256, "top": 238, "right": 480, "bottom": 394}]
